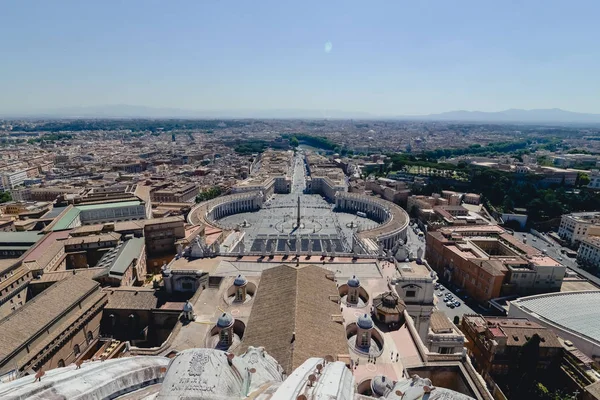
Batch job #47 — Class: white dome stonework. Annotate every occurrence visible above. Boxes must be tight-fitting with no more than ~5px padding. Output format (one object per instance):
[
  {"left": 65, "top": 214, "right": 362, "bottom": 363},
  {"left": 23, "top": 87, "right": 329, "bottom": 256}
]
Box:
[{"left": 0, "top": 348, "right": 475, "bottom": 399}]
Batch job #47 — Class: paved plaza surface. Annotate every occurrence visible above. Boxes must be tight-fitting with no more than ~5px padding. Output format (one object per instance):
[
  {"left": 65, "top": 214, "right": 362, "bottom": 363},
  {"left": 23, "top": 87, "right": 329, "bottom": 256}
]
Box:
[{"left": 219, "top": 152, "right": 378, "bottom": 254}]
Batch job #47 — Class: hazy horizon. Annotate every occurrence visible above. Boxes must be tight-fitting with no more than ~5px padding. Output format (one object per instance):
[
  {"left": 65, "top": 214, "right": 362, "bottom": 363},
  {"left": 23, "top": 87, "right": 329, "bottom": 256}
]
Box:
[{"left": 2, "top": 1, "right": 600, "bottom": 115}]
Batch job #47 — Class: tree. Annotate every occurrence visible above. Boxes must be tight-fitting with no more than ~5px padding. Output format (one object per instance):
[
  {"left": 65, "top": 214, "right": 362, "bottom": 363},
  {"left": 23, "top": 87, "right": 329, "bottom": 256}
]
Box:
[
  {"left": 535, "top": 383, "right": 578, "bottom": 400},
  {"left": 0, "top": 191, "right": 11, "bottom": 203},
  {"left": 502, "top": 196, "right": 515, "bottom": 212},
  {"left": 289, "top": 136, "right": 299, "bottom": 147},
  {"left": 507, "top": 334, "right": 541, "bottom": 396},
  {"left": 576, "top": 172, "right": 590, "bottom": 187},
  {"left": 195, "top": 187, "right": 222, "bottom": 203}
]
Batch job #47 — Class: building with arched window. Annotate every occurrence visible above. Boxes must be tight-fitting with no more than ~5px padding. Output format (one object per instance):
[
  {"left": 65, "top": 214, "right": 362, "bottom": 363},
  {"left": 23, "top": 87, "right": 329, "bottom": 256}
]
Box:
[
  {"left": 216, "top": 313, "right": 235, "bottom": 348},
  {"left": 0, "top": 275, "right": 107, "bottom": 378},
  {"left": 356, "top": 314, "right": 374, "bottom": 349},
  {"left": 373, "top": 291, "right": 406, "bottom": 326},
  {"left": 347, "top": 275, "right": 360, "bottom": 305},
  {"left": 233, "top": 274, "right": 248, "bottom": 302}
]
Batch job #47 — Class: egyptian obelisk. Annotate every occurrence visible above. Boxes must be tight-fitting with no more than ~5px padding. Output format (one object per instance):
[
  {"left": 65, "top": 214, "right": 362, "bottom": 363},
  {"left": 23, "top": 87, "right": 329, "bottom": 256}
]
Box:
[{"left": 296, "top": 196, "right": 301, "bottom": 228}]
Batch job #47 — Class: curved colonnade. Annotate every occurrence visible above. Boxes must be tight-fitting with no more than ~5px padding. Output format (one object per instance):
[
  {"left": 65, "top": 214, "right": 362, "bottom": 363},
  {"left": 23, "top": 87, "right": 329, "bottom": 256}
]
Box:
[
  {"left": 188, "top": 191, "right": 264, "bottom": 229},
  {"left": 335, "top": 192, "right": 409, "bottom": 250},
  {"left": 188, "top": 191, "right": 409, "bottom": 253}
]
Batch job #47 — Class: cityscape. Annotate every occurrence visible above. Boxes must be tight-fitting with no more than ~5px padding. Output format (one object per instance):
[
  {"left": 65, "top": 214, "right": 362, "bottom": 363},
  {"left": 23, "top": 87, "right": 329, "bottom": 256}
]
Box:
[
  {"left": 2, "top": 1, "right": 600, "bottom": 400},
  {"left": 0, "top": 117, "right": 598, "bottom": 400}
]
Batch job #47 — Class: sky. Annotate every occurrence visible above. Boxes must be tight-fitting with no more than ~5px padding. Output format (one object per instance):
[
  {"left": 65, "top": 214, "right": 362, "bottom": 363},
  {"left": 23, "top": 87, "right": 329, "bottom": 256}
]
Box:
[{"left": 1, "top": 0, "right": 599, "bottom": 116}]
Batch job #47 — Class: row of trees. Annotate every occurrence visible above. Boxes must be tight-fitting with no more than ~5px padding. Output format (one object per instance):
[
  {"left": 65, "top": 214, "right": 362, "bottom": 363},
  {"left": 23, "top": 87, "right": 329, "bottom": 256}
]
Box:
[
  {"left": 284, "top": 134, "right": 337, "bottom": 151},
  {"left": 389, "top": 153, "right": 465, "bottom": 171},
  {"left": 232, "top": 140, "right": 269, "bottom": 154},
  {"left": 9, "top": 119, "right": 246, "bottom": 133},
  {"left": 195, "top": 187, "right": 222, "bottom": 203},
  {"left": 27, "top": 133, "right": 73, "bottom": 144},
  {"left": 408, "top": 165, "right": 600, "bottom": 224}
]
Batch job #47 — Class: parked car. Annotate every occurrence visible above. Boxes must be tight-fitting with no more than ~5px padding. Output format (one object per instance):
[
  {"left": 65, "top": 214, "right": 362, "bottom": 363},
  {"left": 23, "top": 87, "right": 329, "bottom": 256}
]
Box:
[{"left": 454, "top": 301, "right": 461, "bottom": 307}]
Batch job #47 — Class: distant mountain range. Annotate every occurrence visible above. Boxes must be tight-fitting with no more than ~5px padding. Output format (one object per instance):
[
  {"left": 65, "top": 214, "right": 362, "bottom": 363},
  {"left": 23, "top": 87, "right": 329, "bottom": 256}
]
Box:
[{"left": 3, "top": 105, "right": 600, "bottom": 124}]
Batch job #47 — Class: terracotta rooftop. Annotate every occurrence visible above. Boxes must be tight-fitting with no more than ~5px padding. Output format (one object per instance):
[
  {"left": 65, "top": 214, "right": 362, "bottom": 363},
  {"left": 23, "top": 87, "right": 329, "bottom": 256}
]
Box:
[
  {"left": 430, "top": 310, "right": 456, "bottom": 334},
  {"left": 32, "top": 267, "right": 108, "bottom": 283},
  {"left": 237, "top": 264, "right": 348, "bottom": 373},
  {"left": 501, "top": 326, "right": 562, "bottom": 348},
  {"left": 0, "top": 276, "right": 101, "bottom": 364},
  {"left": 499, "top": 233, "right": 537, "bottom": 255},
  {"left": 471, "top": 316, "right": 562, "bottom": 348},
  {"left": 64, "top": 232, "right": 121, "bottom": 246},
  {"left": 477, "top": 259, "right": 509, "bottom": 277},
  {"left": 22, "top": 230, "right": 71, "bottom": 264},
  {"left": 103, "top": 287, "right": 160, "bottom": 310}
]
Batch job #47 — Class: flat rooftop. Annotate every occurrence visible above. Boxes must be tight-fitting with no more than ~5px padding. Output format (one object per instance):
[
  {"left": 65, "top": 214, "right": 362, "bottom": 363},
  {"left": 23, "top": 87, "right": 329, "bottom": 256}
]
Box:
[
  {"left": 76, "top": 200, "right": 142, "bottom": 211},
  {"left": 397, "top": 261, "right": 432, "bottom": 279},
  {"left": 0, "top": 232, "right": 42, "bottom": 245}
]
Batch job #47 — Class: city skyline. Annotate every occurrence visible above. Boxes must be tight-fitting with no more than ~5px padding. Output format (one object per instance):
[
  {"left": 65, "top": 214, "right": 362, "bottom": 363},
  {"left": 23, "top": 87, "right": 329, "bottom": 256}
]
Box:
[{"left": 2, "top": 1, "right": 600, "bottom": 115}]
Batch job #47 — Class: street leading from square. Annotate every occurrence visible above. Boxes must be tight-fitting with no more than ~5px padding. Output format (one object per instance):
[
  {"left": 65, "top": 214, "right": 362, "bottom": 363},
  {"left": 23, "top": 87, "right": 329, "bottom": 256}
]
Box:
[{"left": 218, "top": 152, "right": 378, "bottom": 253}]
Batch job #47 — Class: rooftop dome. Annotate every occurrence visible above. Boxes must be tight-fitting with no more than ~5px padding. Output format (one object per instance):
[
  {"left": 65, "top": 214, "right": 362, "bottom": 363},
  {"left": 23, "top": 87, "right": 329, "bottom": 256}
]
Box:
[
  {"left": 373, "top": 291, "right": 406, "bottom": 315},
  {"left": 382, "top": 292, "right": 400, "bottom": 308},
  {"left": 234, "top": 274, "right": 247, "bottom": 287},
  {"left": 371, "top": 375, "right": 394, "bottom": 397},
  {"left": 183, "top": 301, "right": 193, "bottom": 312},
  {"left": 357, "top": 313, "right": 374, "bottom": 330},
  {"left": 217, "top": 312, "right": 234, "bottom": 328},
  {"left": 347, "top": 275, "right": 360, "bottom": 288}
]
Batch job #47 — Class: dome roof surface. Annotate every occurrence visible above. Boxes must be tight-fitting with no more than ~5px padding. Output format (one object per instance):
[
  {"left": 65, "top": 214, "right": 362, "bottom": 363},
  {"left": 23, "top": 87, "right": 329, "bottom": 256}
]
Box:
[
  {"left": 357, "top": 313, "right": 374, "bottom": 330},
  {"left": 217, "top": 312, "right": 234, "bottom": 328}
]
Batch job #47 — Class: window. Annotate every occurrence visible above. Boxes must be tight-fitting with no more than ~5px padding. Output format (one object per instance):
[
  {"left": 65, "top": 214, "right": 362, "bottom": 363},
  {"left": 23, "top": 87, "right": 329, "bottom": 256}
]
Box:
[
  {"left": 220, "top": 329, "right": 230, "bottom": 344},
  {"left": 360, "top": 332, "right": 369, "bottom": 347},
  {"left": 87, "top": 331, "right": 93, "bottom": 342},
  {"left": 74, "top": 344, "right": 81, "bottom": 356},
  {"left": 440, "top": 347, "right": 453, "bottom": 354},
  {"left": 406, "top": 290, "right": 416, "bottom": 298},
  {"left": 57, "top": 359, "right": 65, "bottom": 368}
]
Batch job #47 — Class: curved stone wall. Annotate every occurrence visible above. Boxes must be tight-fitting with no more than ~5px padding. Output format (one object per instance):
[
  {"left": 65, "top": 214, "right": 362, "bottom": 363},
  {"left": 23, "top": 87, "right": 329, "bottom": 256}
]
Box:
[
  {"left": 334, "top": 192, "right": 409, "bottom": 250},
  {"left": 188, "top": 192, "right": 264, "bottom": 229}
]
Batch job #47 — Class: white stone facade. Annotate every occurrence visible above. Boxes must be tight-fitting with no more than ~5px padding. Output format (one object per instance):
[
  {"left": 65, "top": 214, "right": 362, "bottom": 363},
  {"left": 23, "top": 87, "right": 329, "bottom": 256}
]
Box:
[
  {"left": 558, "top": 212, "right": 600, "bottom": 246},
  {"left": 578, "top": 236, "right": 600, "bottom": 267}
]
